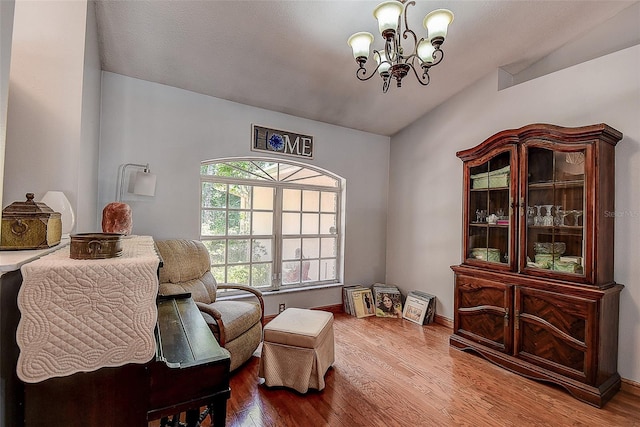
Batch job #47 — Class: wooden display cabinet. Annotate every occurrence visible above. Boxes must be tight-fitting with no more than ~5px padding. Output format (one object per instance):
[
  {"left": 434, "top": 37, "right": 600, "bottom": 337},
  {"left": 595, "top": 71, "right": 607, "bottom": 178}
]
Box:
[{"left": 450, "top": 123, "right": 623, "bottom": 407}]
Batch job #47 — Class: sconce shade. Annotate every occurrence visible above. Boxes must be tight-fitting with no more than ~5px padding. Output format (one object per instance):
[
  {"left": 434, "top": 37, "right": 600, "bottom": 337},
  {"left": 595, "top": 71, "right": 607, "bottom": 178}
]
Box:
[
  {"left": 40, "top": 191, "right": 75, "bottom": 236},
  {"left": 373, "top": 1, "right": 403, "bottom": 36},
  {"left": 117, "top": 163, "right": 156, "bottom": 201},
  {"left": 424, "top": 9, "right": 454, "bottom": 42},
  {"left": 348, "top": 32, "right": 374, "bottom": 60},
  {"left": 133, "top": 171, "right": 157, "bottom": 197}
]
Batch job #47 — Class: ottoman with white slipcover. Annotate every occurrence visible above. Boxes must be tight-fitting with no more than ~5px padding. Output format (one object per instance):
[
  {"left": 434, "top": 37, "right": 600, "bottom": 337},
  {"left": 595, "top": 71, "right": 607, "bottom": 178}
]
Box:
[{"left": 259, "top": 308, "right": 334, "bottom": 393}]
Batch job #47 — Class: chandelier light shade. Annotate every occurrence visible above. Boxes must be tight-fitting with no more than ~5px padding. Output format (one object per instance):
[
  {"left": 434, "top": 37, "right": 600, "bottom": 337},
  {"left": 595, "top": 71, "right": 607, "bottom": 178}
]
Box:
[
  {"left": 347, "top": 32, "right": 374, "bottom": 60},
  {"left": 348, "top": 0, "right": 453, "bottom": 93}
]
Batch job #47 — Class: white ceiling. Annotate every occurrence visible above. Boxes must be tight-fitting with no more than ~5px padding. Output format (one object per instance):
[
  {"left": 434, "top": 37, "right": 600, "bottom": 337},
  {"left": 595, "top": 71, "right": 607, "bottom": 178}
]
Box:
[{"left": 94, "top": 0, "right": 638, "bottom": 136}]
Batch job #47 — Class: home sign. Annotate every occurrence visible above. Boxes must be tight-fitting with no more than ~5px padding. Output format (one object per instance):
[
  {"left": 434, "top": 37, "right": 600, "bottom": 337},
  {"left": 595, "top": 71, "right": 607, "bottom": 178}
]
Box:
[{"left": 251, "top": 124, "right": 314, "bottom": 159}]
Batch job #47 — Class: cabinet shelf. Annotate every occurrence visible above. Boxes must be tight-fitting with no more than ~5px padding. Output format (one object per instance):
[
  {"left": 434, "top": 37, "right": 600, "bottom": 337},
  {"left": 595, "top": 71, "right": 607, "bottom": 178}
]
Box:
[
  {"left": 470, "top": 222, "right": 509, "bottom": 228},
  {"left": 470, "top": 186, "right": 509, "bottom": 192},
  {"left": 528, "top": 180, "right": 584, "bottom": 189}
]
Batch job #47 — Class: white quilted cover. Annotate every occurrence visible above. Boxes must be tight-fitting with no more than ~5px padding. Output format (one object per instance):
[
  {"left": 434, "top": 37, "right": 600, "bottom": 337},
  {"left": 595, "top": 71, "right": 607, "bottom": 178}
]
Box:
[{"left": 16, "top": 235, "right": 160, "bottom": 383}]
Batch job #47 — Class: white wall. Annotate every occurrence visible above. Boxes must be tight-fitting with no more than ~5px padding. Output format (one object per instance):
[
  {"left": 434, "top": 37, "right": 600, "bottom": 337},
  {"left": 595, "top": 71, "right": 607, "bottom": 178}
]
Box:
[
  {"left": 0, "top": 0, "right": 15, "bottom": 423},
  {"left": 3, "top": 0, "right": 101, "bottom": 233},
  {"left": 387, "top": 45, "right": 640, "bottom": 383},
  {"left": 98, "top": 72, "right": 390, "bottom": 314}
]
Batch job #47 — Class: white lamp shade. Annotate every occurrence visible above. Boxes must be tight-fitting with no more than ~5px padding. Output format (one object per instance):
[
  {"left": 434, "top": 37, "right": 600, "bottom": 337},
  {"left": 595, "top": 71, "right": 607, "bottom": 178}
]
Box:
[
  {"left": 374, "top": 51, "right": 391, "bottom": 75},
  {"left": 417, "top": 39, "right": 436, "bottom": 63},
  {"left": 423, "top": 9, "right": 454, "bottom": 41},
  {"left": 133, "top": 171, "right": 157, "bottom": 197},
  {"left": 348, "top": 32, "right": 374, "bottom": 60},
  {"left": 133, "top": 172, "right": 156, "bottom": 196},
  {"left": 373, "top": 1, "right": 403, "bottom": 36},
  {"left": 40, "top": 191, "right": 75, "bottom": 235}
]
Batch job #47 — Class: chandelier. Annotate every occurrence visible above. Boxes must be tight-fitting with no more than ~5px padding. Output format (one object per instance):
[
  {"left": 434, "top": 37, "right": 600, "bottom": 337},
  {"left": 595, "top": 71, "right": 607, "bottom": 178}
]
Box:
[{"left": 348, "top": 0, "right": 453, "bottom": 93}]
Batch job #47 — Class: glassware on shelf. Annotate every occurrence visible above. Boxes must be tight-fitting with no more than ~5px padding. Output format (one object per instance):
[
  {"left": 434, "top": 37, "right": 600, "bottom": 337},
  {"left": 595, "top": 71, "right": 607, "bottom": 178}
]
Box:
[
  {"left": 475, "top": 209, "right": 487, "bottom": 223},
  {"left": 542, "top": 204, "right": 554, "bottom": 226},
  {"left": 534, "top": 205, "right": 543, "bottom": 226},
  {"left": 496, "top": 208, "right": 505, "bottom": 218},
  {"left": 534, "top": 241, "right": 566, "bottom": 255},
  {"left": 527, "top": 206, "right": 535, "bottom": 226},
  {"left": 553, "top": 205, "right": 563, "bottom": 226},
  {"left": 573, "top": 210, "right": 583, "bottom": 227}
]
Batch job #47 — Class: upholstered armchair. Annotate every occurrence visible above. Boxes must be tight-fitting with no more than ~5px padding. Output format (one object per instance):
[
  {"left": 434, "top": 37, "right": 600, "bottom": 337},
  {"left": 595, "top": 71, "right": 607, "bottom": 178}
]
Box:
[{"left": 155, "top": 239, "right": 264, "bottom": 371}]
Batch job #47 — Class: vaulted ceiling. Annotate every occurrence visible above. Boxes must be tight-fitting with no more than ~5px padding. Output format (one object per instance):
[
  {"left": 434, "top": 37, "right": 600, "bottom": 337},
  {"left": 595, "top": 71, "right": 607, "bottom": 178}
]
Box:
[{"left": 94, "top": 1, "right": 639, "bottom": 136}]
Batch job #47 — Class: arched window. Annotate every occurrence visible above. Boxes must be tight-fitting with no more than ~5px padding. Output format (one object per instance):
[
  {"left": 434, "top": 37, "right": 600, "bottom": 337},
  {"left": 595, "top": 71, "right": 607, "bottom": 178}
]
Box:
[{"left": 200, "top": 158, "right": 343, "bottom": 290}]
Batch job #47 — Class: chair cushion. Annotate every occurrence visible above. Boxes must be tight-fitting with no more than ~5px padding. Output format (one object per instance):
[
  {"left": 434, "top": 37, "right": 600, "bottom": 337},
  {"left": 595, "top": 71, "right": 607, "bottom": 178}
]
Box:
[
  {"left": 156, "top": 240, "right": 212, "bottom": 284},
  {"left": 207, "top": 300, "right": 262, "bottom": 343},
  {"left": 159, "top": 272, "right": 217, "bottom": 304}
]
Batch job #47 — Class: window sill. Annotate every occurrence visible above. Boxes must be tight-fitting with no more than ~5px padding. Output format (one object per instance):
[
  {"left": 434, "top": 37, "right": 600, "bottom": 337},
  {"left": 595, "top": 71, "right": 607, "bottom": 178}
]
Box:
[{"left": 217, "top": 282, "right": 344, "bottom": 301}]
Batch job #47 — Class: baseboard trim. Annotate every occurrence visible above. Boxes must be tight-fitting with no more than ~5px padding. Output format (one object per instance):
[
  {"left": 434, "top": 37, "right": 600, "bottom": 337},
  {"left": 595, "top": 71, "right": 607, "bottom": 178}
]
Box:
[
  {"left": 264, "top": 304, "right": 343, "bottom": 323},
  {"left": 434, "top": 314, "right": 453, "bottom": 329},
  {"left": 621, "top": 378, "right": 640, "bottom": 396}
]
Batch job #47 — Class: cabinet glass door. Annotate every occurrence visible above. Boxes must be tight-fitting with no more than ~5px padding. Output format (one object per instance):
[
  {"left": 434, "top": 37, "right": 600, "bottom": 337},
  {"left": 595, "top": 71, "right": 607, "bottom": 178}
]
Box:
[
  {"left": 467, "top": 150, "right": 513, "bottom": 266},
  {"left": 524, "top": 145, "right": 586, "bottom": 277}
]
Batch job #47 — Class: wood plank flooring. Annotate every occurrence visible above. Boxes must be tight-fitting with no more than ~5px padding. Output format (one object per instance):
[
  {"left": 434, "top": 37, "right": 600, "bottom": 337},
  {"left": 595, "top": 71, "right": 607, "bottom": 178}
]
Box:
[{"left": 153, "top": 312, "right": 640, "bottom": 426}]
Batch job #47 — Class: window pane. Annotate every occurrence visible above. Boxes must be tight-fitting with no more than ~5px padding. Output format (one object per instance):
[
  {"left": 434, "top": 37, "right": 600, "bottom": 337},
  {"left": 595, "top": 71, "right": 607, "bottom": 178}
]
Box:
[
  {"left": 295, "top": 175, "right": 338, "bottom": 187},
  {"left": 228, "top": 239, "right": 250, "bottom": 263},
  {"left": 202, "top": 240, "right": 226, "bottom": 265},
  {"left": 253, "top": 186, "right": 274, "bottom": 210},
  {"left": 302, "top": 238, "right": 319, "bottom": 258},
  {"left": 302, "top": 213, "right": 319, "bottom": 235},
  {"left": 211, "top": 266, "right": 225, "bottom": 283},
  {"left": 228, "top": 211, "right": 250, "bottom": 235},
  {"left": 283, "top": 261, "right": 300, "bottom": 284},
  {"left": 282, "top": 212, "right": 300, "bottom": 234},
  {"left": 320, "top": 259, "right": 336, "bottom": 280},
  {"left": 282, "top": 239, "right": 301, "bottom": 260},
  {"left": 252, "top": 212, "right": 273, "bottom": 235},
  {"left": 304, "top": 260, "right": 319, "bottom": 282},
  {"left": 202, "top": 182, "right": 227, "bottom": 208},
  {"left": 302, "top": 190, "right": 319, "bottom": 211},
  {"left": 321, "top": 192, "right": 337, "bottom": 212},
  {"left": 228, "top": 264, "right": 250, "bottom": 285},
  {"left": 252, "top": 239, "right": 272, "bottom": 262},
  {"left": 321, "top": 237, "right": 337, "bottom": 257},
  {"left": 201, "top": 210, "right": 226, "bottom": 236},
  {"left": 283, "top": 189, "right": 301, "bottom": 211},
  {"left": 251, "top": 264, "right": 272, "bottom": 287},
  {"left": 228, "top": 185, "right": 251, "bottom": 209},
  {"left": 320, "top": 214, "right": 336, "bottom": 234}
]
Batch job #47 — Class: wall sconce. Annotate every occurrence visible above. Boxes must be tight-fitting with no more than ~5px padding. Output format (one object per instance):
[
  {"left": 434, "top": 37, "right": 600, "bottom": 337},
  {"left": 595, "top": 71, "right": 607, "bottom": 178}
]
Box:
[
  {"left": 116, "top": 163, "right": 157, "bottom": 201},
  {"left": 40, "top": 190, "right": 75, "bottom": 237}
]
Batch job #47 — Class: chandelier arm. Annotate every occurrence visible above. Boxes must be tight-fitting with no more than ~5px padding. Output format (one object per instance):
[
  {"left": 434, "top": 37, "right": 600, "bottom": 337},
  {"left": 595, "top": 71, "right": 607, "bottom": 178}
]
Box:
[
  {"left": 355, "top": 63, "right": 384, "bottom": 82},
  {"left": 402, "top": 1, "right": 418, "bottom": 46},
  {"left": 410, "top": 63, "right": 431, "bottom": 86},
  {"left": 382, "top": 76, "right": 391, "bottom": 93},
  {"left": 430, "top": 48, "right": 445, "bottom": 67}
]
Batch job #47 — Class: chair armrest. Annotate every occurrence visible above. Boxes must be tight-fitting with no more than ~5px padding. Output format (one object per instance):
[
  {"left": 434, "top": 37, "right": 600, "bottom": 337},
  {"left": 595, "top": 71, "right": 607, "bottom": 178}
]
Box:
[
  {"left": 195, "top": 301, "right": 226, "bottom": 346},
  {"left": 217, "top": 284, "right": 265, "bottom": 326}
]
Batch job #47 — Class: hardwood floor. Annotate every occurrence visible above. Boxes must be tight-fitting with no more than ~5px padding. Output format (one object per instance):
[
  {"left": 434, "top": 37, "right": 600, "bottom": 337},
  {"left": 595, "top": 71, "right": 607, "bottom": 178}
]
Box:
[{"left": 154, "top": 312, "right": 640, "bottom": 426}]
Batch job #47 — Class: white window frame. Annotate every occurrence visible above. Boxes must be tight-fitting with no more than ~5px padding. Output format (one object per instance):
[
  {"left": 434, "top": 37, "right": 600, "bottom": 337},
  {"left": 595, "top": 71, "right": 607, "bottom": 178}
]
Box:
[{"left": 200, "top": 157, "right": 343, "bottom": 291}]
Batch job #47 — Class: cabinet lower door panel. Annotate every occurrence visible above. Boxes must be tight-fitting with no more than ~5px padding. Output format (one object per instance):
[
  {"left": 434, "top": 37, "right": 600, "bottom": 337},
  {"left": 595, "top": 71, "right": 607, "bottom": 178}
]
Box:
[
  {"left": 515, "top": 286, "right": 594, "bottom": 383},
  {"left": 455, "top": 275, "right": 512, "bottom": 353}
]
